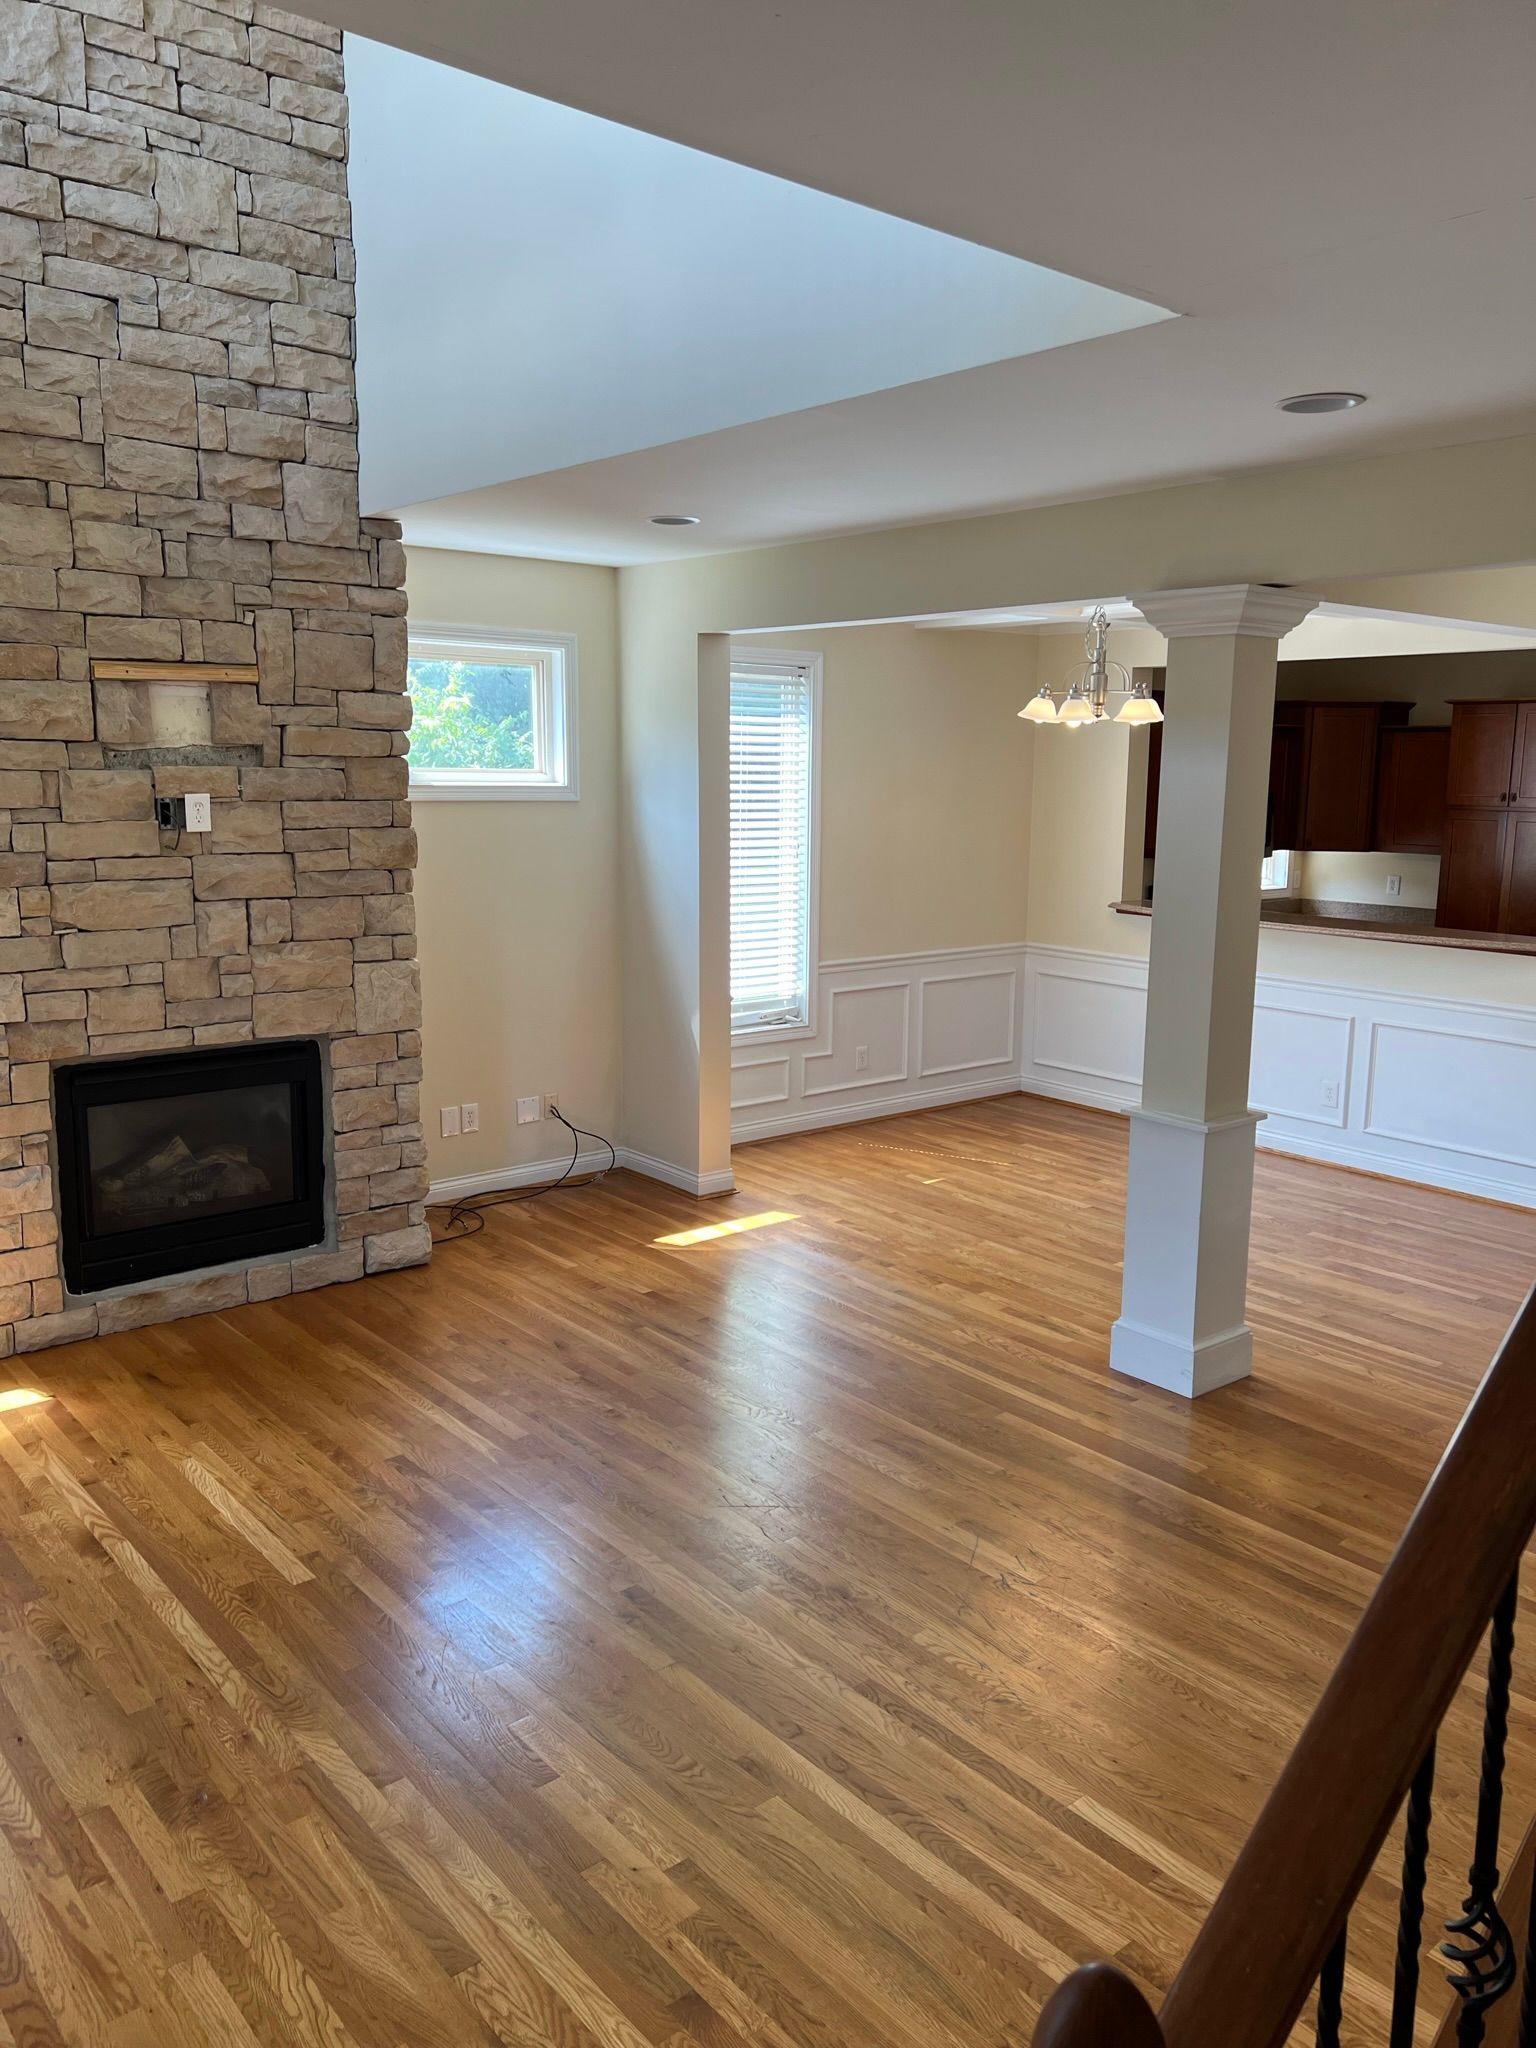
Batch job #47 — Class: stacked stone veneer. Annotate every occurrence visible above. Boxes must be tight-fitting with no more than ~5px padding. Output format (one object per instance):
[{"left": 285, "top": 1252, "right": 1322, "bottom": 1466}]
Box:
[{"left": 0, "top": 0, "right": 428, "bottom": 1354}]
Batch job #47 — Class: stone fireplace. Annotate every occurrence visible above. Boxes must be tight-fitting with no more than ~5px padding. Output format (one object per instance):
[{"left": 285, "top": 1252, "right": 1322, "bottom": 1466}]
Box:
[{"left": 0, "top": 0, "right": 429, "bottom": 1352}]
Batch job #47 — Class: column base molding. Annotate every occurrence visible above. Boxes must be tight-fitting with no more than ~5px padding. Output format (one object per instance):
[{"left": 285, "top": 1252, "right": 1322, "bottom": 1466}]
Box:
[
  {"left": 1112, "top": 1105, "right": 1265, "bottom": 1400},
  {"left": 1109, "top": 1316, "right": 1254, "bottom": 1398}
]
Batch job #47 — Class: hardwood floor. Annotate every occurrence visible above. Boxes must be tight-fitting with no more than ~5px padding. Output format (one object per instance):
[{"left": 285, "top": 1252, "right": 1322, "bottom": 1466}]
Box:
[{"left": 0, "top": 1093, "right": 1530, "bottom": 2048}]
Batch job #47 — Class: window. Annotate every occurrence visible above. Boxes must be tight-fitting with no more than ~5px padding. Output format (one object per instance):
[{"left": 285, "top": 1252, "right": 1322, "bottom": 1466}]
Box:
[
  {"left": 1261, "top": 848, "right": 1293, "bottom": 891},
  {"left": 406, "top": 627, "right": 576, "bottom": 798},
  {"left": 730, "top": 654, "right": 820, "bottom": 1035}
]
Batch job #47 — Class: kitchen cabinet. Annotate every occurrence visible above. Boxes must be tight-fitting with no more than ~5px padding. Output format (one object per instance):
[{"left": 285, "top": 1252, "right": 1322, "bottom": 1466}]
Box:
[
  {"left": 1434, "top": 701, "right": 1536, "bottom": 934},
  {"left": 1374, "top": 726, "right": 1450, "bottom": 853},
  {"left": 1267, "top": 708, "right": 1304, "bottom": 852},
  {"left": 1142, "top": 693, "right": 1410, "bottom": 858},
  {"left": 1513, "top": 702, "right": 1536, "bottom": 809},
  {"left": 1447, "top": 702, "right": 1520, "bottom": 807},
  {"left": 1504, "top": 813, "right": 1536, "bottom": 933},
  {"left": 1295, "top": 702, "right": 1408, "bottom": 851}
]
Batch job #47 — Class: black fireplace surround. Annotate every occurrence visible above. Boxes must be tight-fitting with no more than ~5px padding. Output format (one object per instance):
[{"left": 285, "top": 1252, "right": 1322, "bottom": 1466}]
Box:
[{"left": 55, "top": 1039, "right": 327, "bottom": 1295}]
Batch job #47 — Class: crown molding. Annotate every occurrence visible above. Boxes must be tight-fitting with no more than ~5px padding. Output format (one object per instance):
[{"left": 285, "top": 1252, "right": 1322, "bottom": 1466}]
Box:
[{"left": 1129, "top": 584, "right": 1321, "bottom": 640}]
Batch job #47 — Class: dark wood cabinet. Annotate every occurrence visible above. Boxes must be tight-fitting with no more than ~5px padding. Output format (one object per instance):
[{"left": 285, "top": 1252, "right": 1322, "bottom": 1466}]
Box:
[
  {"left": 1513, "top": 703, "right": 1536, "bottom": 810},
  {"left": 1143, "top": 696, "right": 1412, "bottom": 859},
  {"left": 1374, "top": 727, "right": 1450, "bottom": 853},
  {"left": 1142, "top": 719, "right": 1162, "bottom": 859},
  {"left": 1438, "top": 810, "right": 1509, "bottom": 931},
  {"left": 1435, "top": 701, "right": 1536, "bottom": 935},
  {"left": 1447, "top": 702, "right": 1519, "bottom": 807},
  {"left": 1504, "top": 814, "right": 1536, "bottom": 933},
  {"left": 1296, "top": 703, "right": 1407, "bottom": 851},
  {"left": 1267, "top": 710, "right": 1304, "bottom": 853}
]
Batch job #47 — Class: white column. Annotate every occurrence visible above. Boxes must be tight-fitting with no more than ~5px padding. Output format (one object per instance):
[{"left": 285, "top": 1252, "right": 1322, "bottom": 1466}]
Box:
[{"left": 1109, "top": 585, "right": 1318, "bottom": 1398}]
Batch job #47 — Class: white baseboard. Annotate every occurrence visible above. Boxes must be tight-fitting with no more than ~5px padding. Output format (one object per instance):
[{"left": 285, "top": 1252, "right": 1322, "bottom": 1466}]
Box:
[
  {"left": 429, "top": 1146, "right": 735, "bottom": 1206},
  {"left": 1251, "top": 1126, "right": 1536, "bottom": 1209},
  {"left": 733, "top": 1072, "right": 1023, "bottom": 1145},
  {"left": 429, "top": 1149, "right": 620, "bottom": 1203},
  {"left": 620, "top": 1149, "right": 736, "bottom": 1198}
]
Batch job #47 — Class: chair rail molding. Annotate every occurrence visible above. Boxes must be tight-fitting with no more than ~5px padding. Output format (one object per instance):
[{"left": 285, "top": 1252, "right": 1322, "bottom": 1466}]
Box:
[
  {"left": 1020, "top": 943, "right": 1536, "bottom": 1208},
  {"left": 732, "top": 943, "right": 1028, "bottom": 1143}
]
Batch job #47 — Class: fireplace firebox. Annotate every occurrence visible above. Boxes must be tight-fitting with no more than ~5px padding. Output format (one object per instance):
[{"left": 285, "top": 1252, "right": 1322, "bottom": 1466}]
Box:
[{"left": 55, "top": 1040, "right": 327, "bottom": 1295}]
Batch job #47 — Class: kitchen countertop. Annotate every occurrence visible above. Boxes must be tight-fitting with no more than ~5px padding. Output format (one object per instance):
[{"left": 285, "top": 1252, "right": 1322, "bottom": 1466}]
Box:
[{"left": 1109, "top": 897, "right": 1536, "bottom": 957}]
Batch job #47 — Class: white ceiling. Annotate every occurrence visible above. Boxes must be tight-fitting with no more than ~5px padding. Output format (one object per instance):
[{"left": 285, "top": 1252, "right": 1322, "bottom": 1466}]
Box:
[
  {"left": 313, "top": 0, "right": 1536, "bottom": 565},
  {"left": 348, "top": 40, "right": 1167, "bottom": 515}
]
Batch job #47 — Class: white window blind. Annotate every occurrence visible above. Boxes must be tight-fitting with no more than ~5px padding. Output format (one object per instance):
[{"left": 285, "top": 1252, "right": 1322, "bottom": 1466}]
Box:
[{"left": 730, "top": 662, "right": 815, "bottom": 1032}]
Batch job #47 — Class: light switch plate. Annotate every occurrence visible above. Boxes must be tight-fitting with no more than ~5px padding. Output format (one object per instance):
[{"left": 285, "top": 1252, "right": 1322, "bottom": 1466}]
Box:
[
  {"left": 440, "top": 1104, "right": 461, "bottom": 1137},
  {"left": 184, "top": 792, "right": 213, "bottom": 832}
]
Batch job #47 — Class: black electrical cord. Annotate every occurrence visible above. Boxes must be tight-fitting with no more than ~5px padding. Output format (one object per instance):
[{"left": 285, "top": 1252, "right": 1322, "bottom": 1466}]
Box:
[{"left": 428, "top": 1105, "right": 616, "bottom": 1245}]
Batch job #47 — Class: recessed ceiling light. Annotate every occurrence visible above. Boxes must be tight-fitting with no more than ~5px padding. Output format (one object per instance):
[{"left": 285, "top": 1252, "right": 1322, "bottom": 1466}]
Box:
[
  {"left": 1277, "top": 391, "right": 1368, "bottom": 415},
  {"left": 649, "top": 513, "right": 702, "bottom": 526}
]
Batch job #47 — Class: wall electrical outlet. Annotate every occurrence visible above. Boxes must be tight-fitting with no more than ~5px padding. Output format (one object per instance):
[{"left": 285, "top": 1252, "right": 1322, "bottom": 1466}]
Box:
[
  {"left": 854, "top": 1044, "right": 869, "bottom": 1071},
  {"left": 440, "top": 1104, "right": 461, "bottom": 1138},
  {"left": 460, "top": 1102, "right": 479, "bottom": 1134},
  {"left": 184, "top": 792, "right": 213, "bottom": 833},
  {"left": 516, "top": 1095, "right": 540, "bottom": 1125},
  {"left": 1385, "top": 873, "right": 1402, "bottom": 898},
  {"left": 1321, "top": 1081, "right": 1341, "bottom": 1110},
  {"left": 544, "top": 1093, "right": 561, "bottom": 1121}
]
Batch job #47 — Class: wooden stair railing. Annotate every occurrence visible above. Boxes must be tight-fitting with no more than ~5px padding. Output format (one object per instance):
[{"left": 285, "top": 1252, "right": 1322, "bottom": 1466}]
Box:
[{"left": 1034, "top": 1285, "right": 1536, "bottom": 2048}]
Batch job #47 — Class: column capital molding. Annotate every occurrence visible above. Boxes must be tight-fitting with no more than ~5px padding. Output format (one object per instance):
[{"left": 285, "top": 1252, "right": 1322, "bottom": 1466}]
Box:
[{"left": 1129, "top": 583, "right": 1321, "bottom": 641}]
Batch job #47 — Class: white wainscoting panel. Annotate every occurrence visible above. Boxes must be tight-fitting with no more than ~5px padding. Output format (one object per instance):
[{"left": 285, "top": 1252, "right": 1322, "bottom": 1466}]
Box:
[
  {"left": 732, "top": 946, "right": 1027, "bottom": 1143},
  {"left": 1364, "top": 1021, "right": 1536, "bottom": 1172},
  {"left": 1019, "top": 944, "right": 1536, "bottom": 1208},
  {"left": 919, "top": 968, "right": 1016, "bottom": 1077}
]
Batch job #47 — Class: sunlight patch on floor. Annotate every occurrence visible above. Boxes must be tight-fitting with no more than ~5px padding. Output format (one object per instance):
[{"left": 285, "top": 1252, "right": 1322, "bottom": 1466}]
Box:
[{"left": 654, "top": 1210, "right": 798, "bottom": 1248}]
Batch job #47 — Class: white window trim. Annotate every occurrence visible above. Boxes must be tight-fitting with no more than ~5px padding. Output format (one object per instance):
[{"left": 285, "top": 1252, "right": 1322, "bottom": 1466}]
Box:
[
  {"left": 1262, "top": 847, "right": 1297, "bottom": 894},
  {"left": 729, "top": 647, "right": 822, "bottom": 1047},
  {"left": 407, "top": 623, "right": 579, "bottom": 801}
]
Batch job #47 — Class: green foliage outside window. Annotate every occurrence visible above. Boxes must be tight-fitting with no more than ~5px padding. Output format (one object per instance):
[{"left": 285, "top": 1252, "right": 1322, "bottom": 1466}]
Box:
[{"left": 407, "top": 659, "right": 538, "bottom": 771}]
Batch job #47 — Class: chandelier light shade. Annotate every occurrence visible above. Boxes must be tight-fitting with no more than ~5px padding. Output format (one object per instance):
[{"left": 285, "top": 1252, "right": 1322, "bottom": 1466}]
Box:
[
  {"left": 1114, "top": 677, "right": 1165, "bottom": 725},
  {"left": 1018, "top": 686, "right": 1060, "bottom": 724},
  {"left": 1018, "top": 606, "right": 1157, "bottom": 729}
]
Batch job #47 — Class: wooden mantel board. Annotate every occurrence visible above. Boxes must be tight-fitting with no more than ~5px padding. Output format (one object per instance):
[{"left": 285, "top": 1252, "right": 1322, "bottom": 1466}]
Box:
[{"left": 89, "top": 661, "right": 260, "bottom": 683}]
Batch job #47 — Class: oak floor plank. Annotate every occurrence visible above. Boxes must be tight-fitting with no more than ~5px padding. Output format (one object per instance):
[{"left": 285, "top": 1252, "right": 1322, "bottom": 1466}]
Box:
[{"left": 0, "top": 1095, "right": 1526, "bottom": 2046}]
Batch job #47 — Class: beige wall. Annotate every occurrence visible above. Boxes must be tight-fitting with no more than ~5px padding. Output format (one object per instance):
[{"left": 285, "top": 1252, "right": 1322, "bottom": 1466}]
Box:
[
  {"left": 1025, "top": 627, "right": 1161, "bottom": 960},
  {"left": 737, "top": 626, "right": 1034, "bottom": 961},
  {"left": 407, "top": 547, "right": 622, "bottom": 1181}
]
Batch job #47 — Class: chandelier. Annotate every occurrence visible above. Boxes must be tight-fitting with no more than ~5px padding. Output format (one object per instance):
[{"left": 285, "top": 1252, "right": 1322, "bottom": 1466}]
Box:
[{"left": 1018, "top": 607, "right": 1163, "bottom": 728}]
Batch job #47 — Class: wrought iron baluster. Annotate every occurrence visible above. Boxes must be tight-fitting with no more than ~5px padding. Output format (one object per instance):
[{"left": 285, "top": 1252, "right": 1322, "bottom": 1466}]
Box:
[
  {"left": 1390, "top": 1740, "right": 1438, "bottom": 2048},
  {"left": 1518, "top": 1851, "right": 1536, "bottom": 2048},
  {"left": 1316, "top": 1923, "right": 1348, "bottom": 2048},
  {"left": 1443, "top": 1571, "right": 1521, "bottom": 2048}
]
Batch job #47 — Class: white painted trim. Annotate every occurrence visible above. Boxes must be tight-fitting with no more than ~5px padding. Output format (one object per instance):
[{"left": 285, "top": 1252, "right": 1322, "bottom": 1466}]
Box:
[
  {"left": 1019, "top": 941, "right": 1536, "bottom": 1209},
  {"left": 734, "top": 1074, "right": 1022, "bottom": 1146},
  {"left": 801, "top": 979, "right": 910, "bottom": 1095},
  {"left": 818, "top": 942, "right": 1028, "bottom": 970},
  {"left": 728, "top": 647, "right": 823, "bottom": 1043},
  {"left": 916, "top": 967, "right": 1017, "bottom": 1077},
  {"left": 732, "top": 942, "right": 1027, "bottom": 1141},
  {"left": 407, "top": 622, "right": 579, "bottom": 800},
  {"left": 430, "top": 1146, "right": 735, "bottom": 1204},
  {"left": 429, "top": 1149, "right": 619, "bottom": 1202},
  {"left": 1129, "top": 585, "right": 1319, "bottom": 639},
  {"left": 621, "top": 1148, "right": 737, "bottom": 1197}
]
